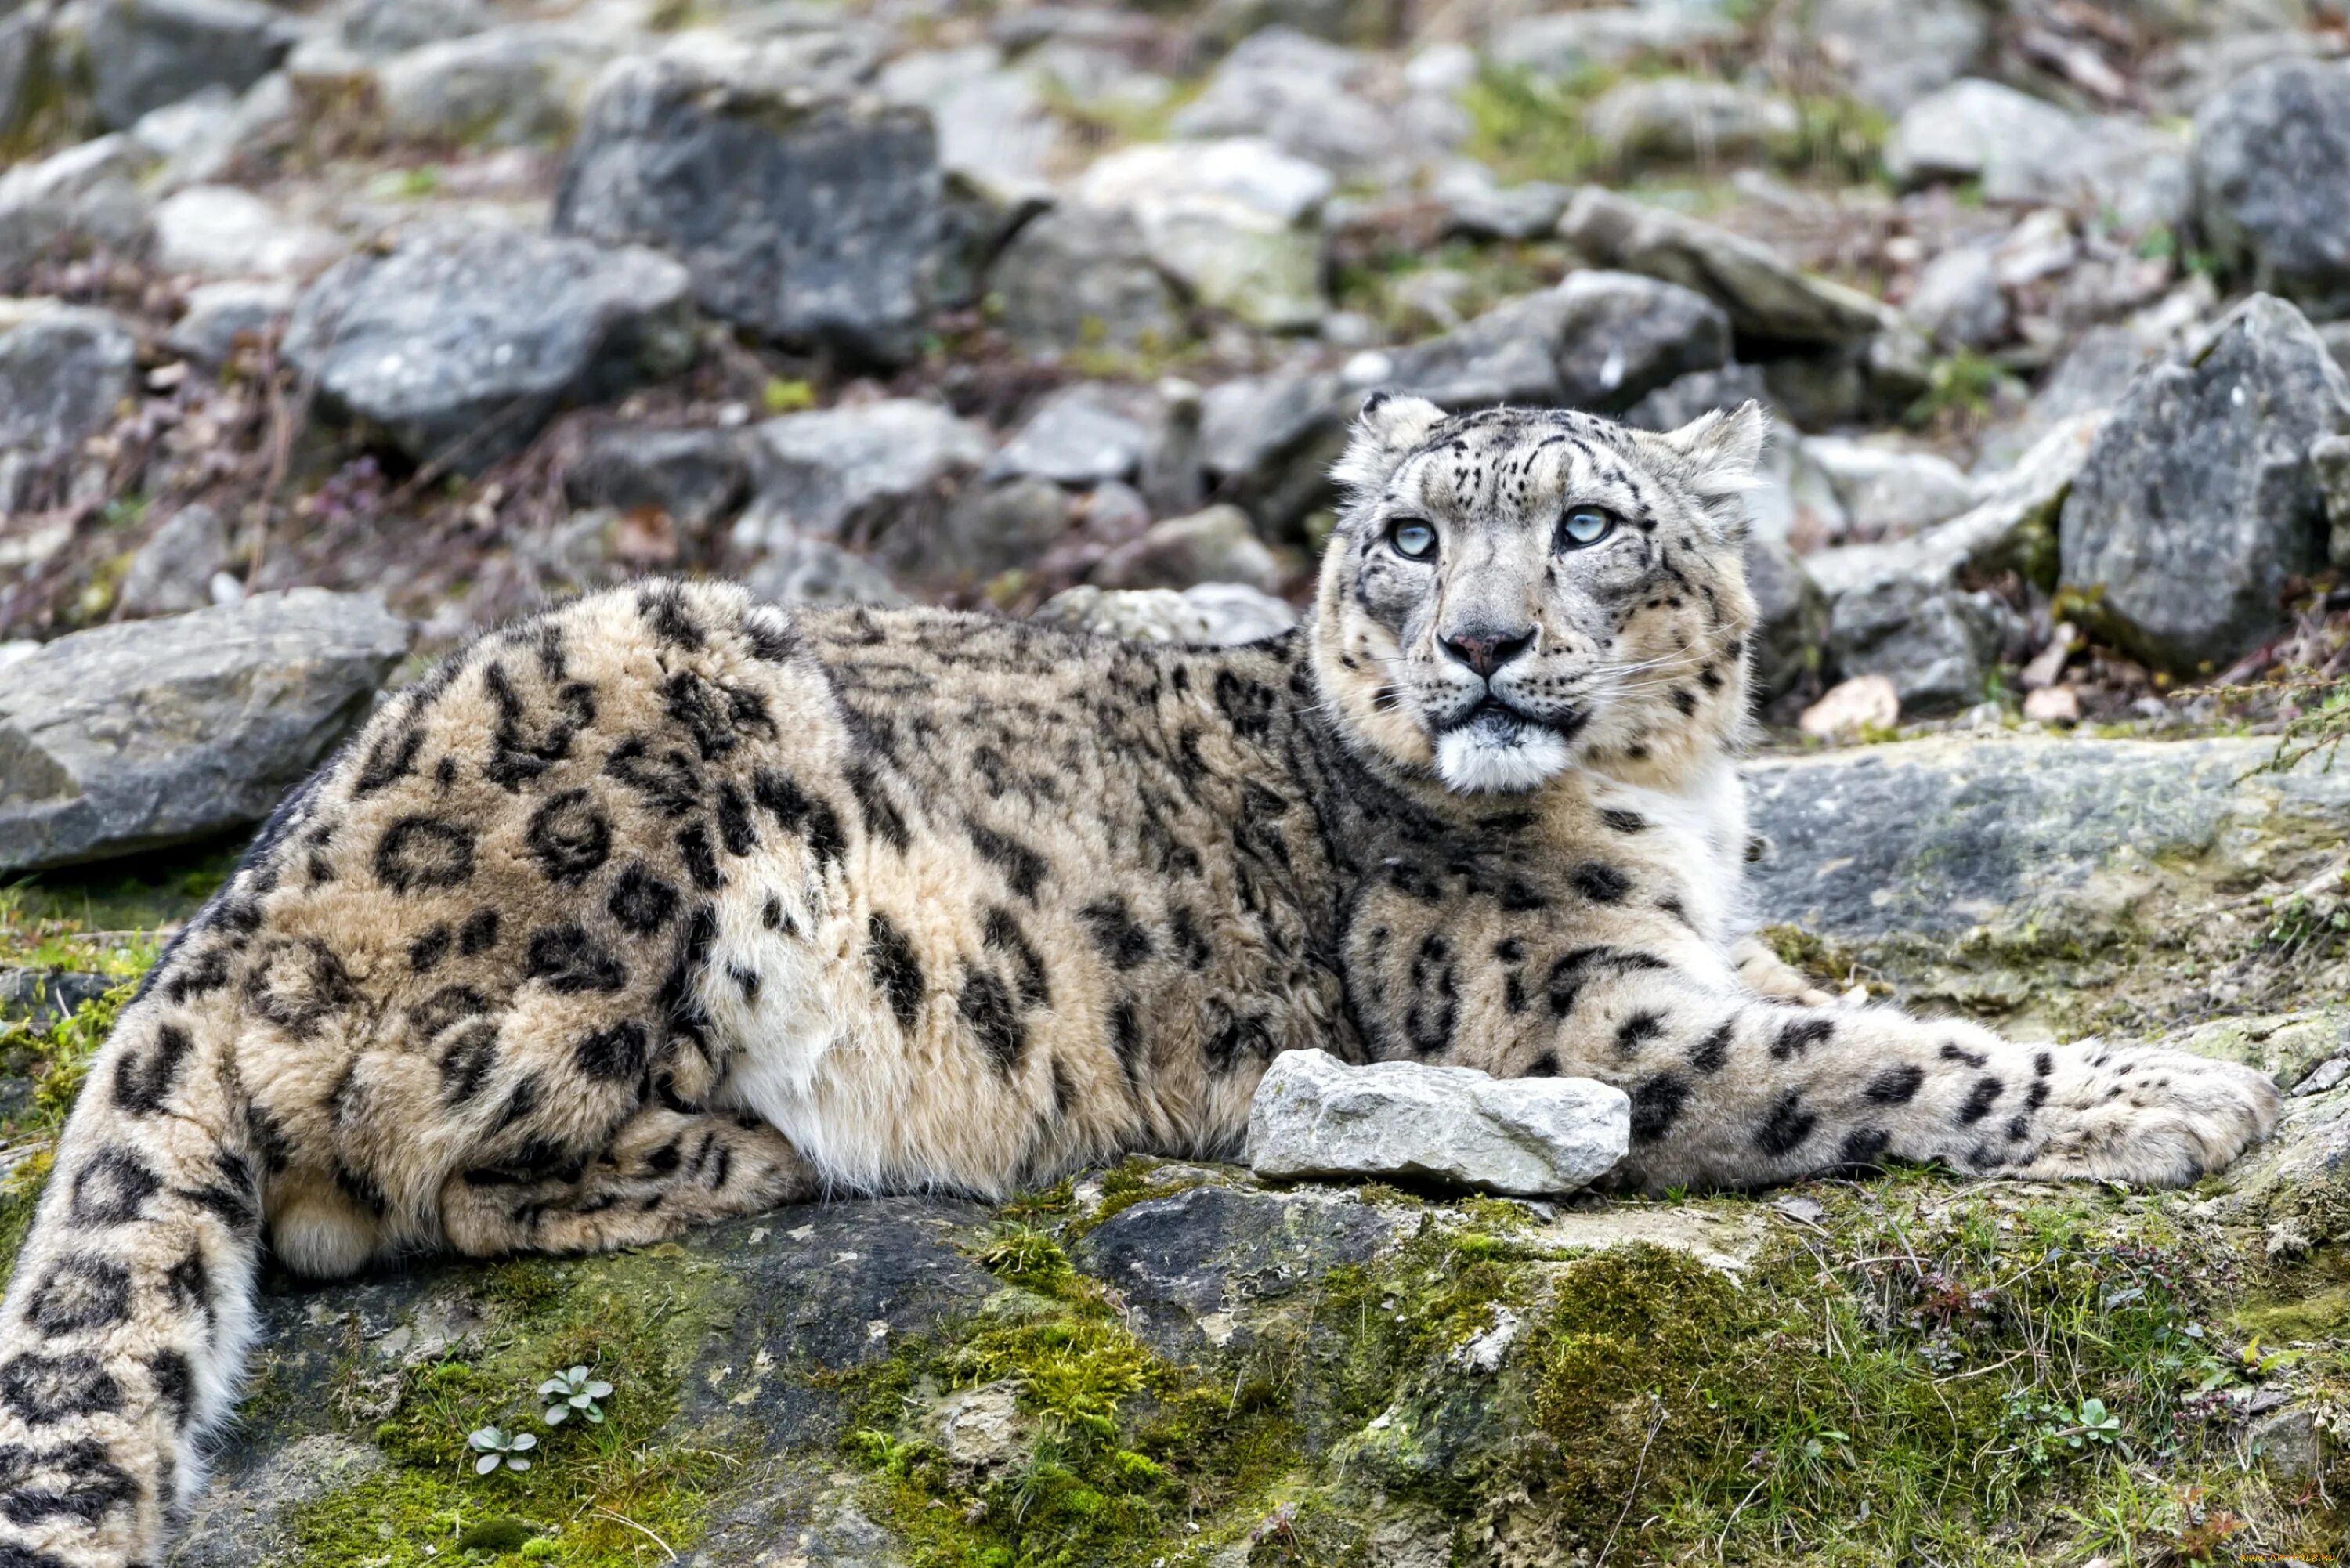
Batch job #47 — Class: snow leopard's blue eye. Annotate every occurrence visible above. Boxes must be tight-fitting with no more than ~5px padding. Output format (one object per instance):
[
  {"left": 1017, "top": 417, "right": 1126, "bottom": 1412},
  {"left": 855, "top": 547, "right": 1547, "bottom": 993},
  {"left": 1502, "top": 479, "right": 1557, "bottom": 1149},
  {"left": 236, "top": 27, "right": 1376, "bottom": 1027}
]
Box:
[
  {"left": 1389, "top": 519, "right": 1437, "bottom": 561},
  {"left": 1557, "top": 507, "right": 1616, "bottom": 550}
]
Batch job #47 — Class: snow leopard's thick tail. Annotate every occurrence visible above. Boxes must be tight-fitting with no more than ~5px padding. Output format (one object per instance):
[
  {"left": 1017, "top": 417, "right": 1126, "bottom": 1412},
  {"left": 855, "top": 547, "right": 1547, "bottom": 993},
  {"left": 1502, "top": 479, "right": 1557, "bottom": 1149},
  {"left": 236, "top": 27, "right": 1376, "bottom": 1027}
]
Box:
[{"left": 0, "top": 973, "right": 263, "bottom": 1568}]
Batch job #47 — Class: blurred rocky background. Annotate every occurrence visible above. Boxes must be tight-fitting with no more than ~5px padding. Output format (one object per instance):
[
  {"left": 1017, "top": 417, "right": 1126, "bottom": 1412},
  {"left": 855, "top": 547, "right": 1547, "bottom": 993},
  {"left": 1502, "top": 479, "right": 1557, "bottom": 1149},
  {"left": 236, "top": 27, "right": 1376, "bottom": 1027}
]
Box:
[{"left": 7, "top": 0, "right": 2350, "bottom": 1563}]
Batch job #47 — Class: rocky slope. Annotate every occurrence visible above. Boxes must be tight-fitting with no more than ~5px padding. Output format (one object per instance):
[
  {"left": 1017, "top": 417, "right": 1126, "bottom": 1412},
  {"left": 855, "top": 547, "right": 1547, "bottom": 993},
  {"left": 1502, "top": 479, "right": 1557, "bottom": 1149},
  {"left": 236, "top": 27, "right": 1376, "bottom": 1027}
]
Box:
[{"left": 5, "top": 0, "right": 2350, "bottom": 1563}]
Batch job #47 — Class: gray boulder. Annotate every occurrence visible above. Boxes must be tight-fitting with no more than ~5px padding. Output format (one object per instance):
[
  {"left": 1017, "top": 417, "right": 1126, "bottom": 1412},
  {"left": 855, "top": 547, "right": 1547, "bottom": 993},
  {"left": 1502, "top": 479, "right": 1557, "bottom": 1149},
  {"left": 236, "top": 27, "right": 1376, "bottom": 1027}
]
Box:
[
  {"left": 0, "top": 8, "right": 45, "bottom": 147},
  {"left": 2193, "top": 59, "right": 2350, "bottom": 319},
  {"left": 733, "top": 399, "right": 989, "bottom": 559},
  {"left": 1167, "top": 26, "right": 1463, "bottom": 179},
  {"left": 0, "top": 133, "right": 160, "bottom": 274},
  {"left": 1094, "top": 504, "right": 1284, "bottom": 594},
  {"left": 0, "top": 590, "right": 410, "bottom": 873},
  {"left": 2059, "top": 294, "right": 2350, "bottom": 673},
  {"left": 563, "top": 427, "right": 752, "bottom": 536},
  {"left": 927, "top": 478, "right": 1072, "bottom": 584},
  {"left": 1198, "top": 369, "right": 1350, "bottom": 539},
  {"left": 118, "top": 501, "right": 233, "bottom": 617},
  {"left": 1489, "top": 5, "right": 1738, "bottom": 78},
  {"left": 0, "top": 306, "right": 137, "bottom": 515},
  {"left": 1744, "top": 527, "right": 1826, "bottom": 701},
  {"left": 1386, "top": 270, "right": 1733, "bottom": 412},
  {"left": 1773, "top": 0, "right": 1987, "bottom": 114},
  {"left": 1622, "top": 363, "right": 1770, "bottom": 431},
  {"left": 1033, "top": 583, "right": 1298, "bottom": 646},
  {"left": 1825, "top": 572, "right": 2008, "bottom": 716},
  {"left": 1744, "top": 733, "right": 2350, "bottom": 945},
  {"left": 741, "top": 533, "right": 906, "bottom": 607},
  {"left": 555, "top": 56, "right": 942, "bottom": 363},
  {"left": 1885, "top": 80, "right": 2189, "bottom": 232},
  {"left": 987, "top": 386, "right": 1153, "bottom": 488},
  {"left": 166, "top": 277, "right": 292, "bottom": 365},
  {"left": 1584, "top": 77, "right": 1798, "bottom": 166},
  {"left": 875, "top": 45, "right": 1055, "bottom": 195},
  {"left": 1560, "top": 187, "right": 1891, "bottom": 346},
  {"left": 1904, "top": 245, "right": 2008, "bottom": 349},
  {"left": 86, "top": 0, "right": 298, "bottom": 129},
  {"left": 284, "top": 224, "right": 694, "bottom": 471},
  {"left": 1432, "top": 161, "right": 1569, "bottom": 242},
  {"left": 1800, "top": 436, "right": 1975, "bottom": 541},
  {"left": 337, "top": 0, "right": 491, "bottom": 56},
  {"left": 989, "top": 204, "right": 1181, "bottom": 355},
  {"left": 377, "top": 23, "right": 618, "bottom": 148},
  {"left": 2316, "top": 432, "right": 2350, "bottom": 565},
  {"left": 1246, "top": 1049, "right": 1629, "bottom": 1197},
  {"left": 1074, "top": 138, "right": 1332, "bottom": 331}
]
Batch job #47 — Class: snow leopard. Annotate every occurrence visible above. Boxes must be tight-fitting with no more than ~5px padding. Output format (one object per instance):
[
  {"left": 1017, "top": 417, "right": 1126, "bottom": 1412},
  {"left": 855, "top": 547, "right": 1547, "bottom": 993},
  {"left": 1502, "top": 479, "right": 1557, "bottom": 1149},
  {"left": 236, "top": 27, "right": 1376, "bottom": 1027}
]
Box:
[{"left": 0, "top": 396, "right": 2279, "bottom": 1566}]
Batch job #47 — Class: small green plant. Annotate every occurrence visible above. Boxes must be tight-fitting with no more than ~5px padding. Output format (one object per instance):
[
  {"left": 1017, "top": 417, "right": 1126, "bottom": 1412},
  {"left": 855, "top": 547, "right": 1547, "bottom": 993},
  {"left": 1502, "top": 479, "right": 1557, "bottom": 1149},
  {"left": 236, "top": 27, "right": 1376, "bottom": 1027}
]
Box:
[
  {"left": 537, "top": 1364, "right": 613, "bottom": 1426},
  {"left": 762, "top": 377, "right": 815, "bottom": 414},
  {"left": 466, "top": 1425, "right": 537, "bottom": 1474}
]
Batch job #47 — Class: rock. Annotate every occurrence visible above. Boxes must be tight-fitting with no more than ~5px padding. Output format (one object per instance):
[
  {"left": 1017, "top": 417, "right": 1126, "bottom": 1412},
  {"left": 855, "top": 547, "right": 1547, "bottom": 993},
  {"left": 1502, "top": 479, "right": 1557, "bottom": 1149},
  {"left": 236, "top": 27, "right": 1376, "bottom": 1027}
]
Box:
[
  {"left": 739, "top": 533, "right": 906, "bottom": 607},
  {"left": 1198, "top": 368, "right": 1350, "bottom": 537},
  {"left": 165, "top": 277, "right": 291, "bottom": 364},
  {"left": 2244, "top": 1406, "right": 2326, "bottom": 1484},
  {"left": 1800, "top": 436, "right": 1975, "bottom": 541},
  {"left": 1031, "top": 583, "right": 1298, "bottom": 645},
  {"left": 988, "top": 203, "right": 1182, "bottom": 355},
  {"left": 1826, "top": 573, "right": 2008, "bottom": 715},
  {"left": 1490, "top": 4, "right": 1740, "bottom": 79},
  {"left": 1093, "top": 504, "right": 1284, "bottom": 594},
  {"left": 2315, "top": 432, "right": 2350, "bottom": 565},
  {"left": 1385, "top": 271, "right": 1733, "bottom": 412},
  {"left": 1167, "top": 26, "right": 1464, "bottom": 179},
  {"left": 1904, "top": 245, "right": 2007, "bottom": 350},
  {"left": 0, "top": 306, "right": 137, "bottom": 515},
  {"left": 877, "top": 45, "right": 1055, "bottom": 196},
  {"left": 0, "top": 8, "right": 47, "bottom": 147},
  {"left": 1246, "top": 1048, "right": 1630, "bottom": 1197},
  {"left": 118, "top": 501, "right": 233, "bottom": 617},
  {"left": 931, "top": 1382, "right": 1027, "bottom": 1478},
  {"left": 1560, "top": 187, "right": 1891, "bottom": 347},
  {"left": 2059, "top": 294, "right": 2350, "bottom": 674},
  {"left": 1622, "top": 363, "right": 1771, "bottom": 432},
  {"left": 170, "top": 1435, "right": 389, "bottom": 1568},
  {"left": 1774, "top": 0, "right": 1988, "bottom": 114},
  {"left": 2193, "top": 59, "right": 2350, "bottom": 319},
  {"left": 0, "top": 968, "right": 119, "bottom": 1031},
  {"left": 1797, "top": 674, "right": 1899, "bottom": 739},
  {"left": 0, "top": 590, "right": 410, "bottom": 873},
  {"left": 377, "top": 23, "right": 618, "bottom": 148},
  {"left": 987, "top": 387, "right": 1152, "bottom": 488},
  {"left": 0, "top": 133, "right": 161, "bottom": 273},
  {"left": 564, "top": 427, "right": 751, "bottom": 536},
  {"left": 1075, "top": 138, "right": 1332, "bottom": 330},
  {"left": 336, "top": 0, "right": 490, "bottom": 56},
  {"left": 85, "top": 0, "right": 297, "bottom": 130},
  {"left": 929, "top": 478, "right": 1072, "bottom": 583},
  {"left": 1744, "top": 527, "right": 1827, "bottom": 700},
  {"left": 1744, "top": 732, "right": 2350, "bottom": 943},
  {"left": 283, "top": 223, "right": 694, "bottom": 472},
  {"left": 555, "top": 55, "right": 942, "bottom": 363},
  {"left": 1074, "top": 1180, "right": 1405, "bottom": 1357},
  {"left": 149, "top": 184, "right": 345, "bottom": 280},
  {"left": 734, "top": 399, "right": 989, "bottom": 558},
  {"left": 1583, "top": 77, "right": 1798, "bottom": 166},
  {"left": 1885, "top": 81, "right": 2189, "bottom": 231},
  {"left": 1431, "top": 162, "right": 1569, "bottom": 242}
]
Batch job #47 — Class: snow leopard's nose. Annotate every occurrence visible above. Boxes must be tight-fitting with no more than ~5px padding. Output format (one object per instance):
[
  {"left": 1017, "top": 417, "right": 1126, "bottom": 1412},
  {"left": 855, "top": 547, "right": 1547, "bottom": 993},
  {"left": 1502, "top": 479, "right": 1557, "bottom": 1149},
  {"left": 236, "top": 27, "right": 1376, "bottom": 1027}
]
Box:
[{"left": 1442, "top": 626, "right": 1535, "bottom": 679}]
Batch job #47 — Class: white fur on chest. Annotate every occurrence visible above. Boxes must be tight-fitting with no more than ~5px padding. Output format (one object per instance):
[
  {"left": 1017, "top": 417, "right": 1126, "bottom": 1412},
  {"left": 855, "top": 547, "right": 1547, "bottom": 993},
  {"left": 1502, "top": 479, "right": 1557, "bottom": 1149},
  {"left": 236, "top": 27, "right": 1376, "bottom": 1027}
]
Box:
[{"left": 1584, "top": 750, "right": 1749, "bottom": 948}]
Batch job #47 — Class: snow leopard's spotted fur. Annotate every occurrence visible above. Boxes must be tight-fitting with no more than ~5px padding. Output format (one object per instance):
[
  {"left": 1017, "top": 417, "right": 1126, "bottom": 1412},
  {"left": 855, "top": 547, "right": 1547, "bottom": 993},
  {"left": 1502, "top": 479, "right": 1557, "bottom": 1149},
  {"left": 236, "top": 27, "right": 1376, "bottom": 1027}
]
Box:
[{"left": 0, "top": 398, "right": 2278, "bottom": 1566}]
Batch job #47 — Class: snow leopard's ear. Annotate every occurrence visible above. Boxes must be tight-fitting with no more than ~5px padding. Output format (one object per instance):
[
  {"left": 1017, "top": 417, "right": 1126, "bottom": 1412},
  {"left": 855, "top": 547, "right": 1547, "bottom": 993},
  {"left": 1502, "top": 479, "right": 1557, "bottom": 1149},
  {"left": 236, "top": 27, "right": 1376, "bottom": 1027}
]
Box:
[
  {"left": 1659, "top": 400, "right": 1766, "bottom": 499},
  {"left": 1650, "top": 399, "right": 1766, "bottom": 537},
  {"left": 1332, "top": 391, "right": 1446, "bottom": 499}
]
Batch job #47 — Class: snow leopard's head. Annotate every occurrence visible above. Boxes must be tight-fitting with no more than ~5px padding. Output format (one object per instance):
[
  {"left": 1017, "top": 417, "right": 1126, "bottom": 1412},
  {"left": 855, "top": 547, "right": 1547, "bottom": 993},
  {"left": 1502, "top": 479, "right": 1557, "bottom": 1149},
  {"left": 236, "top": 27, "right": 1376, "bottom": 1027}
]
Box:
[{"left": 1311, "top": 396, "right": 1763, "bottom": 795}]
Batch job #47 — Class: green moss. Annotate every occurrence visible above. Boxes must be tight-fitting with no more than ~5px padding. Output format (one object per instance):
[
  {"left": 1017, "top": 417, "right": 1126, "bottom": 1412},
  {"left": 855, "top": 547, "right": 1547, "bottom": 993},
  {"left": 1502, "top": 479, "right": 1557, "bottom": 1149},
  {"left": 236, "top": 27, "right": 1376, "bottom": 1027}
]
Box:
[
  {"left": 287, "top": 1252, "right": 749, "bottom": 1566},
  {"left": 838, "top": 1222, "right": 1300, "bottom": 1566}
]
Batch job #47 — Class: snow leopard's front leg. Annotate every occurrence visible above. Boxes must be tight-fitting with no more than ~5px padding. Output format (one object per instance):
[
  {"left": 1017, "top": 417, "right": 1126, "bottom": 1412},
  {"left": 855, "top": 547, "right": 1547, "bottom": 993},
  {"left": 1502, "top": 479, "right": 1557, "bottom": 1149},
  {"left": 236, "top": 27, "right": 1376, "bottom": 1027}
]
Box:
[{"left": 1361, "top": 912, "right": 2280, "bottom": 1191}]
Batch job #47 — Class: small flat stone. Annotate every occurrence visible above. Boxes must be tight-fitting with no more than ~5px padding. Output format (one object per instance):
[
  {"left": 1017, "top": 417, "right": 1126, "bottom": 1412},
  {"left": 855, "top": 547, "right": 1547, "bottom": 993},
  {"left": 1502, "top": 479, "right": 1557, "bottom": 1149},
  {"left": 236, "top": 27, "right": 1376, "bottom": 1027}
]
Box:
[{"left": 1246, "top": 1048, "right": 1629, "bottom": 1197}]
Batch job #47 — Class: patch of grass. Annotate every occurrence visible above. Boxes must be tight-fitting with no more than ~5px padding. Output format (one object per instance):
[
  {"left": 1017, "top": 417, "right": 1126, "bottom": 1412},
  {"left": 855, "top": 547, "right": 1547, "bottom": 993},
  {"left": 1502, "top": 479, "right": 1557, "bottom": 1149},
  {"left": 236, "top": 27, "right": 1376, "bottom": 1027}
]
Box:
[{"left": 1461, "top": 65, "right": 1611, "bottom": 187}]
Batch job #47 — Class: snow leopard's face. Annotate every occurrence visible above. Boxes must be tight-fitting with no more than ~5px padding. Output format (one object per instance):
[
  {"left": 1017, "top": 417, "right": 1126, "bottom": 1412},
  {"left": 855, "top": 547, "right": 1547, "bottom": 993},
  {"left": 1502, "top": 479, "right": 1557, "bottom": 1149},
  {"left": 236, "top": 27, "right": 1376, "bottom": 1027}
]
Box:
[{"left": 1310, "top": 396, "right": 1764, "bottom": 794}]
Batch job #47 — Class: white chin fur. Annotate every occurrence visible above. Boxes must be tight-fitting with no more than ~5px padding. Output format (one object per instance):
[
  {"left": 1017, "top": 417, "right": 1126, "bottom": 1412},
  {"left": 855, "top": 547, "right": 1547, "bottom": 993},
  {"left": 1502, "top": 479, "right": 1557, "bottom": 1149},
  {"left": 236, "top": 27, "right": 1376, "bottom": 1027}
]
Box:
[{"left": 1434, "top": 722, "right": 1571, "bottom": 793}]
